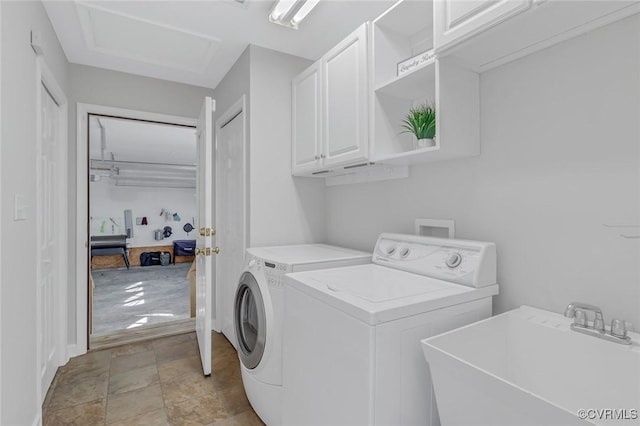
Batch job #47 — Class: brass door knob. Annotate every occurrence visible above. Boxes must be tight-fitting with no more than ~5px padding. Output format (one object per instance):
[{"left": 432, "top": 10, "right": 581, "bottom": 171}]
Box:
[
  {"left": 199, "top": 227, "right": 216, "bottom": 236},
  {"left": 195, "top": 247, "right": 219, "bottom": 256}
]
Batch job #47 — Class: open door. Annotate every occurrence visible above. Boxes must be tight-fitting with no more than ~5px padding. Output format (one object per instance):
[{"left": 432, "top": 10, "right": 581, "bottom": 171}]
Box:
[{"left": 195, "top": 97, "right": 218, "bottom": 376}]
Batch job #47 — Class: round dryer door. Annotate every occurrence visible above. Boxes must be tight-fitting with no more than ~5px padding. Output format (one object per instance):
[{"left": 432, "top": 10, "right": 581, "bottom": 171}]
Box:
[{"left": 234, "top": 271, "right": 267, "bottom": 369}]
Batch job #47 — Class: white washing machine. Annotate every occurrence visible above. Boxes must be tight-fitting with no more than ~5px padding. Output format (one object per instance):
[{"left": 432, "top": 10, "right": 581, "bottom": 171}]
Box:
[
  {"left": 234, "top": 244, "right": 371, "bottom": 426},
  {"left": 282, "top": 233, "right": 499, "bottom": 426}
]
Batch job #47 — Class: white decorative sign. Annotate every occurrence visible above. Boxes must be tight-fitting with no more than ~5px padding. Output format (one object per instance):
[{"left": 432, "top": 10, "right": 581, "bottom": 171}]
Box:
[{"left": 397, "top": 50, "right": 435, "bottom": 76}]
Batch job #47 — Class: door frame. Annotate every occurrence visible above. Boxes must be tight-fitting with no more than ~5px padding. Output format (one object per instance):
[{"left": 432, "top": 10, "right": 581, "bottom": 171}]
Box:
[
  {"left": 35, "top": 56, "right": 69, "bottom": 405},
  {"left": 214, "top": 95, "right": 248, "bottom": 336},
  {"left": 75, "top": 104, "right": 196, "bottom": 355},
  {"left": 0, "top": 2, "right": 3, "bottom": 420}
]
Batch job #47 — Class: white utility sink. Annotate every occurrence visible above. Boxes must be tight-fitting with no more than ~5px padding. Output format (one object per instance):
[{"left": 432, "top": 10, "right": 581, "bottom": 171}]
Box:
[{"left": 422, "top": 306, "right": 640, "bottom": 426}]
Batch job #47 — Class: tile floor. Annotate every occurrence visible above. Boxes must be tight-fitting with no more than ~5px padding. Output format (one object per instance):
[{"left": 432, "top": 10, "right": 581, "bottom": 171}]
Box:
[
  {"left": 92, "top": 263, "right": 191, "bottom": 334},
  {"left": 43, "top": 332, "right": 264, "bottom": 425}
]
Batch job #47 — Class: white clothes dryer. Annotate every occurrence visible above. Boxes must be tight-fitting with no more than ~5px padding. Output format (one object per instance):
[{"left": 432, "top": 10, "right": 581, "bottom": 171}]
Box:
[
  {"left": 282, "top": 233, "right": 499, "bottom": 426},
  {"left": 234, "top": 244, "right": 370, "bottom": 426}
]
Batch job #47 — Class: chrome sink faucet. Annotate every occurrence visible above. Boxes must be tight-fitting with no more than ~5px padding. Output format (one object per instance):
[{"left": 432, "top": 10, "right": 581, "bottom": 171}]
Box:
[
  {"left": 564, "top": 302, "right": 605, "bottom": 332},
  {"left": 564, "top": 302, "right": 631, "bottom": 345}
]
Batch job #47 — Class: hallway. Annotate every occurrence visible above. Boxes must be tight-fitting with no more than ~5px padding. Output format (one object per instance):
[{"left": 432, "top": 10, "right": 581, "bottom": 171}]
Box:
[{"left": 43, "top": 332, "right": 263, "bottom": 425}]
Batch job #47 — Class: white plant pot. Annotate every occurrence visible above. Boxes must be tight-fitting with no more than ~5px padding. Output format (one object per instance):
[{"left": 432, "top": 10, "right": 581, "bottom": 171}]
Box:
[{"left": 417, "top": 138, "right": 435, "bottom": 149}]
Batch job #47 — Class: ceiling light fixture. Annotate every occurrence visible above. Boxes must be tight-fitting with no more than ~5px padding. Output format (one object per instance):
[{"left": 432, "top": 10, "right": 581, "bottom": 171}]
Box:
[{"left": 269, "top": 0, "right": 320, "bottom": 29}]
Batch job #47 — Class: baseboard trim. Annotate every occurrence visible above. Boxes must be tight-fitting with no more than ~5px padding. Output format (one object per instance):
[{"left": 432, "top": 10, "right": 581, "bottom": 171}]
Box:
[
  {"left": 90, "top": 318, "right": 196, "bottom": 350},
  {"left": 66, "top": 344, "right": 83, "bottom": 360},
  {"left": 32, "top": 410, "right": 42, "bottom": 426}
]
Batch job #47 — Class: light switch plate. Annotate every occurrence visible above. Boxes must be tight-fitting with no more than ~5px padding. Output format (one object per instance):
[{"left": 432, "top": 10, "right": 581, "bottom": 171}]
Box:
[
  {"left": 14, "top": 194, "right": 27, "bottom": 221},
  {"left": 31, "top": 30, "right": 44, "bottom": 55}
]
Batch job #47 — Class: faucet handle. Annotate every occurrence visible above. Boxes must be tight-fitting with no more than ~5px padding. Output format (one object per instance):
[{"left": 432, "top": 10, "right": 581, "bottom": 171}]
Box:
[
  {"left": 573, "top": 309, "right": 588, "bottom": 327},
  {"left": 611, "top": 319, "right": 627, "bottom": 338},
  {"left": 593, "top": 311, "right": 606, "bottom": 333}
]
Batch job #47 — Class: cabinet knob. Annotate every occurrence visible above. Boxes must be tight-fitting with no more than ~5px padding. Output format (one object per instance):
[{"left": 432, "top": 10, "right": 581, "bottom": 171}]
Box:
[
  {"left": 314, "top": 155, "right": 319, "bottom": 160},
  {"left": 320, "top": 154, "right": 326, "bottom": 159}
]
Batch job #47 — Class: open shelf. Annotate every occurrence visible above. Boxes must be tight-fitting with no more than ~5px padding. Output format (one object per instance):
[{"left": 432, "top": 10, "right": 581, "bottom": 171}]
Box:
[
  {"left": 373, "top": 57, "right": 480, "bottom": 166},
  {"left": 373, "top": 144, "right": 439, "bottom": 165},
  {"left": 375, "top": 59, "right": 436, "bottom": 100},
  {"left": 372, "top": 0, "right": 434, "bottom": 89},
  {"left": 371, "top": 0, "right": 440, "bottom": 163},
  {"left": 372, "top": 88, "right": 436, "bottom": 160}
]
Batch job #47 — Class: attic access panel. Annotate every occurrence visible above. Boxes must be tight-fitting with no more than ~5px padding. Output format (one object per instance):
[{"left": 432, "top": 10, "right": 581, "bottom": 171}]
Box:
[{"left": 76, "top": 1, "right": 221, "bottom": 73}]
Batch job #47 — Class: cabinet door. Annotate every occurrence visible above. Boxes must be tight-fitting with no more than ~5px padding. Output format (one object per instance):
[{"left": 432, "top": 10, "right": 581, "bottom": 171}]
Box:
[
  {"left": 434, "top": 0, "right": 530, "bottom": 51},
  {"left": 322, "top": 23, "right": 369, "bottom": 168},
  {"left": 292, "top": 60, "right": 322, "bottom": 175}
]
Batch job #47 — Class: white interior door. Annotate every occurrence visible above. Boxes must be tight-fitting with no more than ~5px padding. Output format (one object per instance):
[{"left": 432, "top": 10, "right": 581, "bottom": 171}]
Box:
[
  {"left": 38, "top": 83, "right": 59, "bottom": 397},
  {"left": 196, "top": 97, "right": 216, "bottom": 375},
  {"left": 215, "top": 99, "right": 247, "bottom": 348}
]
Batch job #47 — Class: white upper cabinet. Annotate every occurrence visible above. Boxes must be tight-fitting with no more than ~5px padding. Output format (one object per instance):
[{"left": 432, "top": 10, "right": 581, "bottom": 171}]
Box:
[
  {"left": 435, "top": 0, "right": 640, "bottom": 72},
  {"left": 292, "top": 60, "right": 322, "bottom": 175},
  {"left": 291, "top": 23, "right": 369, "bottom": 176},
  {"left": 434, "top": 0, "right": 531, "bottom": 52},
  {"left": 322, "top": 24, "right": 369, "bottom": 168}
]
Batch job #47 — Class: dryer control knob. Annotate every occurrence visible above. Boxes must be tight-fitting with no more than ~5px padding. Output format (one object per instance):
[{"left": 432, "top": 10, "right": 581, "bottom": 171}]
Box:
[
  {"left": 446, "top": 252, "right": 462, "bottom": 268},
  {"left": 248, "top": 259, "right": 257, "bottom": 268}
]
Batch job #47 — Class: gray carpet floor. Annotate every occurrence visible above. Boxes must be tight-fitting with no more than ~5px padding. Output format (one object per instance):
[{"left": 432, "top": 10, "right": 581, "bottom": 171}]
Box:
[{"left": 92, "top": 263, "right": 191, "bottom": 334}]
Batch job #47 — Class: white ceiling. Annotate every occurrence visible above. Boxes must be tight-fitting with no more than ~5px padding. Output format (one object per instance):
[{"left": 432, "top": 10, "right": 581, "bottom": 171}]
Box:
[
  {"left": 43, "top": 0, "right": 396, "bottom": 88},
  {"left": 89, "top": 116, "right": 196, "bottom": 165}
]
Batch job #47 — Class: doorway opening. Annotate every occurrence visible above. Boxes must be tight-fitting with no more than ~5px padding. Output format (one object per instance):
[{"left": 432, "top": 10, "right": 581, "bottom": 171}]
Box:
[{"left": 87, "top": 114, "right": 199, "bottom": 347}]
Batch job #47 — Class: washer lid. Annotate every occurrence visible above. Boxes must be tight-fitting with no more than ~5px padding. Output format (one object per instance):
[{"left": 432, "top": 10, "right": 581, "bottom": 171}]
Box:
[
  {"left": 322, "top": 265, "right": 454, "bottom": 302},
  {"left": 285, "top": 264, "right": 498, "bottom": 325}
]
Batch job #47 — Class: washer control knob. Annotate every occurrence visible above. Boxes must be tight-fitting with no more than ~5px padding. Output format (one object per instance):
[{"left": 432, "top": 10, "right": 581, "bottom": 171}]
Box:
[
  {"left": 248, "top": 259, "right": 257, "bottom": 268},
  {"left": 399, "top": 247, "right": 410, "bottom": 258},
  {"left": 446, "top": 252, "right": 462, "bottom": 268}
]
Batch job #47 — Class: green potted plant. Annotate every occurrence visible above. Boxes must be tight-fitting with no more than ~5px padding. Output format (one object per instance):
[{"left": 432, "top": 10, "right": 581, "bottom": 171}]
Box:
[{"left": 401, "top": 103, "right": 436, "bottom": 149}]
